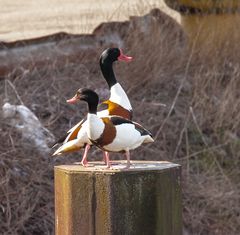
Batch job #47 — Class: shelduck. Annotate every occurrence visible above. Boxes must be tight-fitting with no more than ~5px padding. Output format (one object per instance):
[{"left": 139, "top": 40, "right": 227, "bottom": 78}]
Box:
[
  {"left": 68, "top": 88, "right": 154, "bottom": 169},
  {"left": 52, "top": 48, "right": 133, "bottom": 166}
]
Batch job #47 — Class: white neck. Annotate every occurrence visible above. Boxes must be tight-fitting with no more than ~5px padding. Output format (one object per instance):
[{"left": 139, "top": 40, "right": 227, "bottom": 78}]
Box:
[
  {"left": 109, "top": 83, "right": 132, "bottom": 110},
  {"left": 87, "top": 113, "right": 105, "bottom": 141}
]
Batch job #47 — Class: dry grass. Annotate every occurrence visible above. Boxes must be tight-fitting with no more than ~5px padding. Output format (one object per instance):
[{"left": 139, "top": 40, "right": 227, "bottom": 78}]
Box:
[{"left": 0, "top": 8, "right": 240, "bottom": 235}]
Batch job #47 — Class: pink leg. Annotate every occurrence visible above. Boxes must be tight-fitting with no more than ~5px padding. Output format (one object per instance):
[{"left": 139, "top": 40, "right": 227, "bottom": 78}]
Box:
[
  {"left": 124, "top": 151, "right": 131, "bottom": 169},
  {"left": 103, "top": 151, "right": 107, "bottom": 164},
  {"left": 103, "top": 151, "right": 114, "bottom": 165},
  {"left": 104, "top": 152, "right": 111, "bottom": 168},
  {"left": 81, "top": 144, "right": 91, "bottom": 167}
]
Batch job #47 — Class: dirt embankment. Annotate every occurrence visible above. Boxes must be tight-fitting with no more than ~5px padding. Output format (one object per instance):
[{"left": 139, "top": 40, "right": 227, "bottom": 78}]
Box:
[
  {"left": 0, "top": 8, "right": 183, "bottom": 79},
  {"left": 0, "top": 0, "right": 179, "bottom": 42}
]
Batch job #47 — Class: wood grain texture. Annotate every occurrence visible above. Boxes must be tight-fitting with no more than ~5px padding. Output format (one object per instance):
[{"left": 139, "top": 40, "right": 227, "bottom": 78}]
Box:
[{"left": 55, "top": 161, "right": 182, "bottom": 235}]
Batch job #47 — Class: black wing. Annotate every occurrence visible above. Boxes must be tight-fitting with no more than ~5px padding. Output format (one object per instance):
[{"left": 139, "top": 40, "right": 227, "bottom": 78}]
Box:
[
  {"left": 51, "top": 133, "right": 69, "bottom": 148},
  {"left": 132, "top": 121, "right": 153, "bottom": 137},
  {"left": 110, "top": 116, "right": 133, "bottom": 125},
  {"left": 110, "top": 116, "right": 152, "bottom": 137}
]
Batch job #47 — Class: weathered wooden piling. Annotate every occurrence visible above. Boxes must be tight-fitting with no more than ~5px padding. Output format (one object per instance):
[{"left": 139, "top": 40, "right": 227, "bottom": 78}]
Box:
[
  {"left": 164, "top": 0, "right": 240, "bottom": 57},
  {"left": 55, "top": 161, "right": 182, "bottom": 235}
]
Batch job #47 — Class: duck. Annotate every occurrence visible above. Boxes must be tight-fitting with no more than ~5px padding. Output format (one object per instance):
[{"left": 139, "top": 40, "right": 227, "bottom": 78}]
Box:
[
  {"left": 52, "top": 48, "right": 133, "bottom": 166},
  {"left": 68, "top": 88, "right": 154, "bottom": 169}
]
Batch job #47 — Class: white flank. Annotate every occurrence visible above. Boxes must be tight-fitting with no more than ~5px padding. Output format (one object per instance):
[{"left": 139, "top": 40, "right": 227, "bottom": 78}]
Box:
[
  {"left": 87, "top": 114, "right": 105, "bottom": 141},
  {"left": 109, "top": 83, "right": 132, "bottom": 110},
  {"left": 76, "top": 121, "right": 91, "bottom": 143},
  {"left": 104, "top": 123, "right": 147, "bottom": 152}
]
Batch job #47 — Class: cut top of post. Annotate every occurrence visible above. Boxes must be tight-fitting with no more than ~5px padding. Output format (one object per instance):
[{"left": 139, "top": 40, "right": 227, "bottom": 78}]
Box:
[
  {"left": 164, "top": 0, "right": 240, "bottom": 14},
  {"left": 55, "top": 160, "right": 180, "bottom": 174}
]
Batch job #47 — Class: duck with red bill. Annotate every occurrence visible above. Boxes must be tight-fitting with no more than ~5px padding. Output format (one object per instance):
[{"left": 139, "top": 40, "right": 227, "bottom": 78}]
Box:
[
  {"left": 67, "top": 95, "right": 78, "bottom": 104},
  {"left": 53, "top": 48, "right": 133, "bottom": 167},
  {"left": 118, "top": 49, "right": 133, "bottom": 62}
]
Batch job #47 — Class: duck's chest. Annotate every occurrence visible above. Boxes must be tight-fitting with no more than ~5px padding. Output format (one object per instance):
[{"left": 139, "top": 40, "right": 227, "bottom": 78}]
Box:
[{"left": 88, "top": 117, "right": 116, "bottom": 149}]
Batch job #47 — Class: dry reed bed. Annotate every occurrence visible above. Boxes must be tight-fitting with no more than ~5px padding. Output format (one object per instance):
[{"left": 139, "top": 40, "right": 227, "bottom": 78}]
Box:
[{"left": 0, "top": 9, "right": 239, "bottom": 235}]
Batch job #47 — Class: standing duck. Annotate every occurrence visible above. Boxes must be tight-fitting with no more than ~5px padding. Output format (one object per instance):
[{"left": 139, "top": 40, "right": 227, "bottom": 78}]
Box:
[
  {"left": 68, "top": 88, "right": 154, "bottom": 169},
  {"left": 52, "top": 48, "right": 133, "bottom": 165}
]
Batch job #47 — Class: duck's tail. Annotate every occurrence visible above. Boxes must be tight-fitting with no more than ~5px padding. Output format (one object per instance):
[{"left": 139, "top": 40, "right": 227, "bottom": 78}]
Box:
[
  {"left": 52, "top": 139, "right": 84, "bottom": 156},
  {"left": 143, "top": 135, "right": 154, "bottom": 144}
]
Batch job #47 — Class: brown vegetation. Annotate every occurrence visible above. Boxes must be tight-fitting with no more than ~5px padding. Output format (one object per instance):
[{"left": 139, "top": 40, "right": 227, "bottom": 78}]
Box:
[{"left": 0, "top": 8, "right": 239, "bottom": 235}]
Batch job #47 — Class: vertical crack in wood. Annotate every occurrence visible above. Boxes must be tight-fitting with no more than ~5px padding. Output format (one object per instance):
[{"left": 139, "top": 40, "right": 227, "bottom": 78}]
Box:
[{"left": 91, "top": 174, "right": 96, "bottom": 235}]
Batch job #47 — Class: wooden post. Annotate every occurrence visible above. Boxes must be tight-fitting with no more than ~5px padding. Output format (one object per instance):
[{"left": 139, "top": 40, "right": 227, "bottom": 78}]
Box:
[
  {"left": 164, "top": 0, "right": 240, "bottom": 58},
  {"left": 55, "top": 161, "right": 182, "bottom": 235}
]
